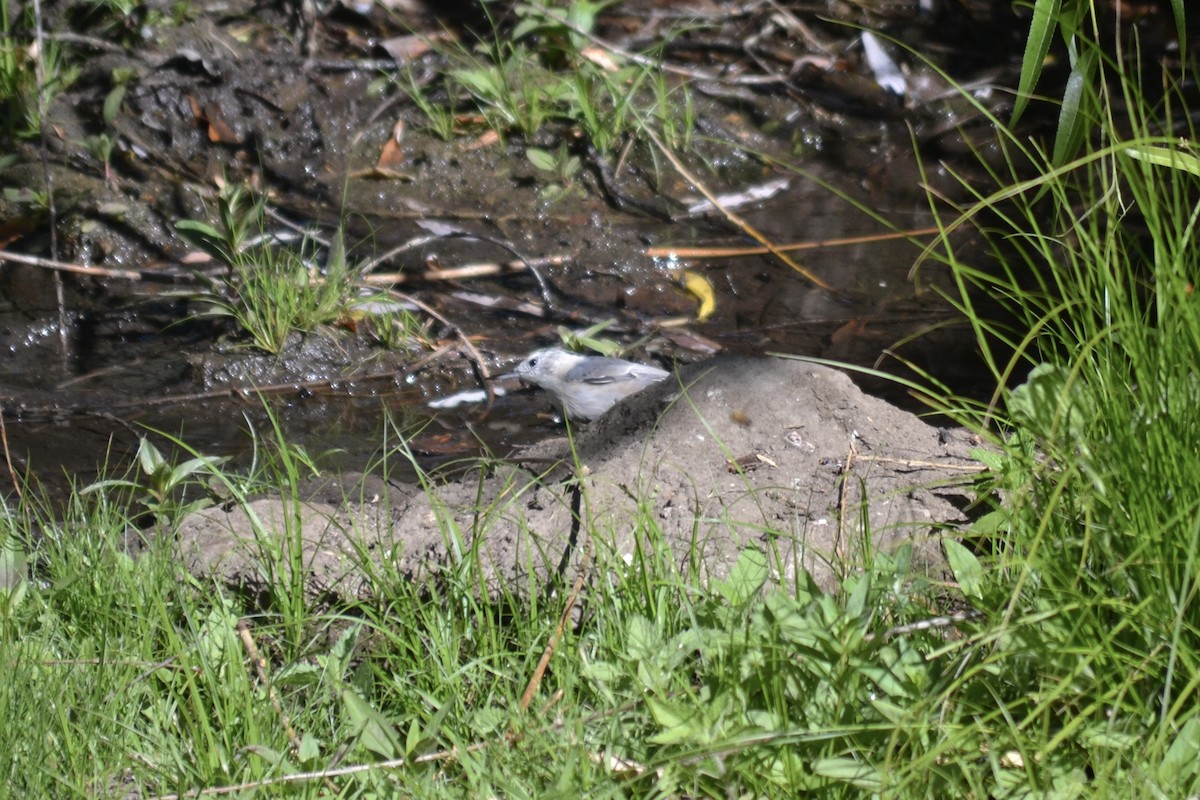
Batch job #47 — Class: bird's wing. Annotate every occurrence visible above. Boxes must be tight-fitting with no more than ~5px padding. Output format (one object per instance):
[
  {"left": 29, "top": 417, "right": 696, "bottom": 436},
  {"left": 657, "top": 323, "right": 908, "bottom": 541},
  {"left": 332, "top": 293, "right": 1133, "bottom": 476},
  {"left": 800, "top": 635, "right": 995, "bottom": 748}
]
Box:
[{"left": 568, "top": 358, "right": 642, "bottom": 385}]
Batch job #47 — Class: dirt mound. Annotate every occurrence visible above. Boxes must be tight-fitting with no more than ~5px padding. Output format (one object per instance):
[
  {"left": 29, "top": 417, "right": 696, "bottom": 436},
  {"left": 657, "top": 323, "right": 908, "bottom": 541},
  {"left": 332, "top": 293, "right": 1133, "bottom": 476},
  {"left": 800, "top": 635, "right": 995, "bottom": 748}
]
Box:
[{"left": 177, "top": 356, "right": 983, "bottom": 598}]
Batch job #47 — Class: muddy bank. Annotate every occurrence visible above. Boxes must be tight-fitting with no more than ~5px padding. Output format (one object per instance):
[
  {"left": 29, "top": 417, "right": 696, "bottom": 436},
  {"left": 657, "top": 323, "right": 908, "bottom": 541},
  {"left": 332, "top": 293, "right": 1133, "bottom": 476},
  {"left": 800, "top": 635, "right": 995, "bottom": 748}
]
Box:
[{"left": 175, "top": 355, "right": 984, "bottom": 598}]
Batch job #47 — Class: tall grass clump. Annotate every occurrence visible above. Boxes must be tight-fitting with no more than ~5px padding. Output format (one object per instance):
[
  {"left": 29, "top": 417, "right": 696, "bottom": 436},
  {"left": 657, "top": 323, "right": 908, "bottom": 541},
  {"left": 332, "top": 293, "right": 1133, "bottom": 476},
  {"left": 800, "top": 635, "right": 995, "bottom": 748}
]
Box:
[
  {"left": 176, "top": 183, "right": 418, "bottom": 355},
  {"left": 914, "top": 24, "right": 1200, "bottom": 796}
]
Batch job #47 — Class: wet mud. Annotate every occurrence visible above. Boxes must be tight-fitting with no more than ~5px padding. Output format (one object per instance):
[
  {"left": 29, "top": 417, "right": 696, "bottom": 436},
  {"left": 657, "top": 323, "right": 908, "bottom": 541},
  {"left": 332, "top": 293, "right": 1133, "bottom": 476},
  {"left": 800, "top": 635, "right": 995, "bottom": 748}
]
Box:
[{"left": 0, "top": 0, "right": 1046, "bottom": 499}]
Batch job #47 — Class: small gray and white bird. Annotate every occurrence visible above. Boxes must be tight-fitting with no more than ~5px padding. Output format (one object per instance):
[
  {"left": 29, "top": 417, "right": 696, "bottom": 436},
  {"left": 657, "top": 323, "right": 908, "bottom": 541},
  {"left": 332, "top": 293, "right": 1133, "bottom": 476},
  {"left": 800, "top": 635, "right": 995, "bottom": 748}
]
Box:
[{"left": 505, "top": 347, "right": 669, "bottom": 420}]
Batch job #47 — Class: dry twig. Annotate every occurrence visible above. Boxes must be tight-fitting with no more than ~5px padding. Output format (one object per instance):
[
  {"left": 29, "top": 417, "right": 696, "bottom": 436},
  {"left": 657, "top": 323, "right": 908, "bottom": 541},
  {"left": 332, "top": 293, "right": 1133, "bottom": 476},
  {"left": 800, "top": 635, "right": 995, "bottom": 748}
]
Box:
[
  {"left": 645, "top": 226, "right": 942, "bottom": 259},
  {"left": 643, "top": 128, "right": 839, "bottom": 294}
]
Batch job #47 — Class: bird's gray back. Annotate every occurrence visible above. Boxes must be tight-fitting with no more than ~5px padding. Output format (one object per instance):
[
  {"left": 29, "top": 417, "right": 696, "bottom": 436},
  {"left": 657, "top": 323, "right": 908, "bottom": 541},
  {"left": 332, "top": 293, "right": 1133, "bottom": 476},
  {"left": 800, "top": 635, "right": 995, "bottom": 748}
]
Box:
[{"left": 567, "top": 357, "right": 668, "bottom": 385}]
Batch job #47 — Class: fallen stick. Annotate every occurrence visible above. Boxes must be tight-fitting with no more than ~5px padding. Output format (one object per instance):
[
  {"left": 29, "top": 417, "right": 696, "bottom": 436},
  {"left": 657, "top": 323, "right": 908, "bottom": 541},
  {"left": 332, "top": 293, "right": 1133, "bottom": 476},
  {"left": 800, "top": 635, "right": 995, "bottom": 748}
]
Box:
[
  {"left": 362, "top": 255, "right": 566, "bottom": 285},
  {"left": 645, "top": 226, "right": 943, "bottom": 259},
  {"left": 0, "top": 249, "right": 149, "bottom": 281}
]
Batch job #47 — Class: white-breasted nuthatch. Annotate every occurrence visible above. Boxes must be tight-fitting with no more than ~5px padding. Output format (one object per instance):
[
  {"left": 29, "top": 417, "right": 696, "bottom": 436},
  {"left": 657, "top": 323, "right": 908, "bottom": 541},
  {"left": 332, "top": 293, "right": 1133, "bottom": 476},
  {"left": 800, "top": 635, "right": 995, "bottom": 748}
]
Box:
[{"left": 505, "top": 347, "right": 669, "bottom": 420}]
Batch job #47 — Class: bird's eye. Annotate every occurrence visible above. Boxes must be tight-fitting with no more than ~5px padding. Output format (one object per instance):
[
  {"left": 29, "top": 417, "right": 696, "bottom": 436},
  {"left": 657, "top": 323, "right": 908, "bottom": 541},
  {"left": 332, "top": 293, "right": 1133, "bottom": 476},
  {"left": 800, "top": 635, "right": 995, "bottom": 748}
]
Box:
[{"left": 528, "top": 358, "right": 538, "bottom": 368}]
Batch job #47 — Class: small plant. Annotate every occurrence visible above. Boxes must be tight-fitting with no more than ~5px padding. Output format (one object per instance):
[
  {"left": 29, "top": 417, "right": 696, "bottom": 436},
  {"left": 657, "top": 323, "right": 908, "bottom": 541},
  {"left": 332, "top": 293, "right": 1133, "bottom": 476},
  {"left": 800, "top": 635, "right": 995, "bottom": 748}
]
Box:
[
  {"left": 395, "top": 66, "right": 457, "bottom": 141},
  {"left": 354, "top": 297, "right": 430, "bottom": 351},
  {"left": 179, "top": 185, "right": 361, "bottom": 354},
  {"left": 82, "top": 436, "right": 228, "bottom": 530},
  {"left": 0, "top": 0, "right": 79, "bottom": 140},
  {"left": 450, "top": 47, "right": 566, "bottom": 141},
  {"left": 651, "top": 63, "right": 695, "bottom": 152},
  {"left": 88, "top": 0, "right": 142, "bottom": 26},
  {"left": 525, "top": 142, "right": 582, "bottom": 201},
  {"left": 209, "top": 243, "right": 355, "bottom": 354},
  {"left": 76, "top": 66, "right": 136, "bottom": 183},
  {"left": 2, "top": 184, "right": 50, "bottom": 210},
  {"left": 177, "top": 182, "right": 267, "bottom": 271},
  {"left": 398, "top": 0, "right": 695, "bottom": 160},
  {"left": 81, "top": 132, "right": 117, "bottom": 183}
]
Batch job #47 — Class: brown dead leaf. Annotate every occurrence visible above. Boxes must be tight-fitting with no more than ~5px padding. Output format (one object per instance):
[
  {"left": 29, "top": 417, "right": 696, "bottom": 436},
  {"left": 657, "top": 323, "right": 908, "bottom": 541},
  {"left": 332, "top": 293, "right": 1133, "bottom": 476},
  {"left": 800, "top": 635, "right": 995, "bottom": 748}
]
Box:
[
  {"left": 830, "top": 318, "right": 870, "bottom": 346},
  {"left": 581, "top": 45, "right": 621, "bottom": 71},
  {"left": 464, "top": 129, "right": 500, "bottom": 151},
  {"left": 187, "top": 94, "right": 243, "bottom": 145},
  {"left": 378, "top": 34, "right": 433, "bottom": 64},
  {"left": 376, "top": 119, "right": 406, "bottom": 169}
]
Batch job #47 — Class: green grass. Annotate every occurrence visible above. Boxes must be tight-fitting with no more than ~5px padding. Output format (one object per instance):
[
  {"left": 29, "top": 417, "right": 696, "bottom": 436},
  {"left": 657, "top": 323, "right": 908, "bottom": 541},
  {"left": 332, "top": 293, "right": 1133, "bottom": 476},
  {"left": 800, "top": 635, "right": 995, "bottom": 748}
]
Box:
[
  {"left": 396, "top": 0, "right": 698, "bottom": 162},
  {"left": 905, "top": 17, "right": 1200, "bottom": 797},
  {"left": 0, "top": 413, "right": 991, "bottom": 798}
]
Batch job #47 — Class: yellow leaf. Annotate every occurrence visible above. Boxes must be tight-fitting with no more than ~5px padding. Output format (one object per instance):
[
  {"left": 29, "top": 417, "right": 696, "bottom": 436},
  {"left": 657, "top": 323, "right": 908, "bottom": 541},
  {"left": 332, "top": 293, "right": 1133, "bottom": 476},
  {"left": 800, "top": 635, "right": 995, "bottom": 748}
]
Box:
[{"left": 680, "top": 270, "right": 716, "bottom": 322}]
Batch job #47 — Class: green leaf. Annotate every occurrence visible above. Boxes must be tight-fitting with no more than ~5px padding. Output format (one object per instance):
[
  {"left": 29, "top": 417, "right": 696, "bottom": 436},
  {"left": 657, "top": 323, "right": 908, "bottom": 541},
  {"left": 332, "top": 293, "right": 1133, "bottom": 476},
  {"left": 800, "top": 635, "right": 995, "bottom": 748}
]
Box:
[
  {"left": 746, "top": 708, "right": 784, "bottom": 732},
  {"left": 453, "top": 68, "right": 503, "bottom": 98},
  {"left": 328, "top": 622, "right": 362, "bottom": 674},
  {"left": 1011, "top": 0, "right": 1062, "bottom": 125},
  {"left": 646, "top": 696, "right": 699, "bottom": 745},
  {"left": 1080, "top": 727, "right": 1138, "bottom": 749},
  {"left": 969, "top": 509, "right": 1010, "bottom": 536},
  {"left": 1168, "top": 1, "right": 1186, "bottom": 60},
  {"left": 296, "top": 732, "right": 321, "bottom": 763},
  {"left": 168, "top": 455, "right": 228, "bottom": 487},
  {"left": 582, "top": 659, "right": 619, "bottom": 684},
  {"left": 844, "top": 571, "right": 870, "bottom": 619},
  {"left": 272, "top": 662, "right": 322, "bottom": 687},
  {"left": 510, "top": 16, "right": 547, "bottom": 42},
  {"left": 526, "top": 147, "right": 557, "bottom": 172},
  {"left": 0, "top": 535, "right": 28, "bottom": 613},
  {"left": 1125, "top": 144, "right": 1200, "bottom": 177},
  {"left": 565, "top": 0, "right": 600, "bottom": 49},
  {"left": 470, "top": 707, "right": 506, "bottom": 736},
  {"left": 176, "top": 218, "right": 223, "bottom": 239},
  {"left": 858, "top": 655, "right": 910, "bottom": 699},
  {"left": 715, "top": 548, "right": 767, "bottom": 606},
  {"left": 870, "top": 698, "right": 905, "bottom": 723},
  {"left": 200, "top": 598, "right": 237, "bottom": 654},
  {"left": 811, "top": 757, "right": 884, "bottom": 791},
  {"left": 102, "top": 84, "right": 126, "bottom": 127},
  {"left": 1159, "top": 716, "right": 1200, "bottom": 784},
  {"left": 79, "top": 478, "right": 141, "bottom": 495},
  {"left": 1050, "top": 42, "right": 1097, "bottom": 165},
  {"left": 763, "top": 589, "right": 814, "bottom": 645},
  {"left": 243, "top": 744, "right": 284, "bottom": 765},
  {"left": 625, "top": 614, "right": 659, "bottom": 660},
  {"left": 342, "top": 689, "right": 400, "bottom": 760},
  {"left": 405, "top": 718, "right": 422, "bottom": 756},
  {"left": 136, "top": 437, "right": 166, "bottom": 477},
  {"left": 943, "top": 539, "right": 983, "bottom": 599},
  {"left": 1009, "top": 363, "right": 1093, "bottom": 443},
  {"left": 971, "top": 448, "right": 1006, "bottom": 472},
  {"left": 557, "top": 319, "right": 621, "bottom": 356}
]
